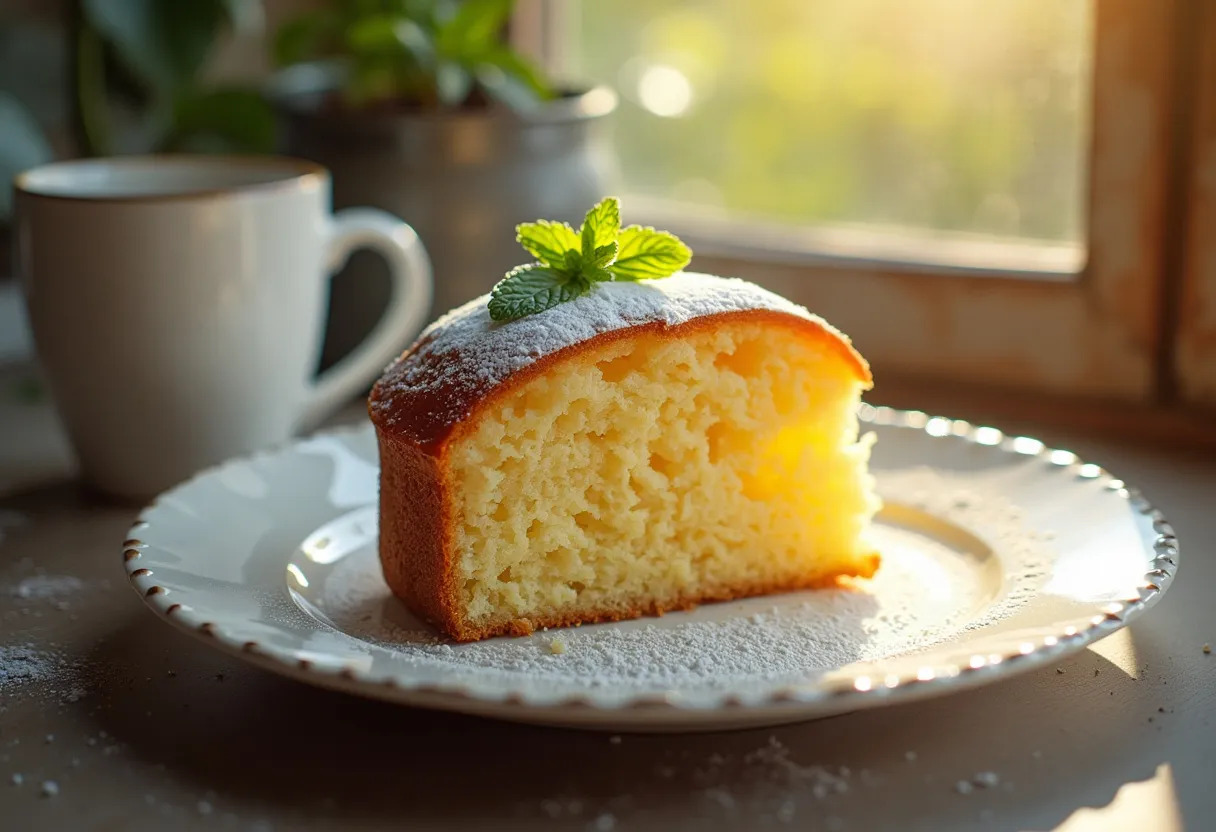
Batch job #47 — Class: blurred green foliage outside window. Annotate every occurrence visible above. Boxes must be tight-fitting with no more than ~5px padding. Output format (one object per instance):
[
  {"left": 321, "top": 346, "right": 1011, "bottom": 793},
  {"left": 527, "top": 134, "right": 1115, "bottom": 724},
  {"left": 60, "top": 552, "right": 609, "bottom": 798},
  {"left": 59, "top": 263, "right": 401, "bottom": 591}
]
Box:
[{"left": 577, "top": 0, "right": 1090, "bottom": 245}]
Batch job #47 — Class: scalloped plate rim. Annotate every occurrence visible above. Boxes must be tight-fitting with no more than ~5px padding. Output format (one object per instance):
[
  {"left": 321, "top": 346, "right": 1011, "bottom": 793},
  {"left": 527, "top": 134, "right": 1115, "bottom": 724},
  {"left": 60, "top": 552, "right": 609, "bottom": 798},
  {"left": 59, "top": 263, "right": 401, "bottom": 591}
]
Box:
[{"left": 121, "top": 410, "right": 1179, "bottom": 731}]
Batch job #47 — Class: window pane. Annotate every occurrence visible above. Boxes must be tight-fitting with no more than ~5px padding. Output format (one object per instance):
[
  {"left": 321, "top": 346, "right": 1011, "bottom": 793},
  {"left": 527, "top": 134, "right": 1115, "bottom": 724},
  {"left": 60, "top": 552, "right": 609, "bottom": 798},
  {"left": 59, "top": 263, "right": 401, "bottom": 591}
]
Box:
[{"left": 575, "top": 0, "right": 1091, "bottom": 245}]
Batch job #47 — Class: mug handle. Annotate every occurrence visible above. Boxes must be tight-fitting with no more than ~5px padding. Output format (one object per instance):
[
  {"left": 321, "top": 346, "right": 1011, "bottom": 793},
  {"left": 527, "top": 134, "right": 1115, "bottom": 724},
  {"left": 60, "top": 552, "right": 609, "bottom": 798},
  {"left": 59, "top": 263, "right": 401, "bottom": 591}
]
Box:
[{"left": 301, "top": 208, "right": 433, "bottom": 429}]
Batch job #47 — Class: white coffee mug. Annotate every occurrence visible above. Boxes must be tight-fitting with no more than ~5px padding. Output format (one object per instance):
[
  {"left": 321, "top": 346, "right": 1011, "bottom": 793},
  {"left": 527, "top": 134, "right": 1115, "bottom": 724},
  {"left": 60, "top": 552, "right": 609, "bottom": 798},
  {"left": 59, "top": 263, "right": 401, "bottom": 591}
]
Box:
[{"left": 15, "top": 155, "right": 432, "bottom": 500}]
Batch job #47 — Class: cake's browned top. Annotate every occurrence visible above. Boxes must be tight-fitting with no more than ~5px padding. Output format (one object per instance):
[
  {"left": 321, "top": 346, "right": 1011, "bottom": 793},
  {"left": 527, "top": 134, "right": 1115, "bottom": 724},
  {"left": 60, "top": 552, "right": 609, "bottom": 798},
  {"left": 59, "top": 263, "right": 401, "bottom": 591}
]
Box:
[{"left": 369, "top": 272, "right": 871, "bottom": 454}]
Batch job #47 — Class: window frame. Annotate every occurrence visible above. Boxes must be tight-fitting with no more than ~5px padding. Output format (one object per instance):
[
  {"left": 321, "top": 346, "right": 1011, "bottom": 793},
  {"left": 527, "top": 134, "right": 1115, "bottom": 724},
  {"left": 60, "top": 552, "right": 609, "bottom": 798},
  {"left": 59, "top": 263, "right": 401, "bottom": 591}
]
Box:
[
  {"left": 1178, "top": 0, "right": 1216, "bottom": 408},
  {"left": 514, "top": 0, "right": 1179, "bottom": 401}
]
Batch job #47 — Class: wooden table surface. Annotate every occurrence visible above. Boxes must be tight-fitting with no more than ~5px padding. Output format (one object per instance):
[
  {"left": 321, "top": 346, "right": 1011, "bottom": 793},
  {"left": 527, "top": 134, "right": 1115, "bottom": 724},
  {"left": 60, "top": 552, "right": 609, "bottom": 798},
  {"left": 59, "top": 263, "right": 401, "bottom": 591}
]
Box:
[{"left": 0, "top": 382, "right": 1213, "bottom": 832}]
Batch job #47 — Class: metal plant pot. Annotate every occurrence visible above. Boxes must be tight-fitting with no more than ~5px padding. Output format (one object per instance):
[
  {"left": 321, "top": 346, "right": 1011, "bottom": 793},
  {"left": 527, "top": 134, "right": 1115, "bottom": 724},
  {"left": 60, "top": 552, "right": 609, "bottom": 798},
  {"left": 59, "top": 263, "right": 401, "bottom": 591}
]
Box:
[{"left": 269, "top": 63, "right": 619, "bottom": 368}]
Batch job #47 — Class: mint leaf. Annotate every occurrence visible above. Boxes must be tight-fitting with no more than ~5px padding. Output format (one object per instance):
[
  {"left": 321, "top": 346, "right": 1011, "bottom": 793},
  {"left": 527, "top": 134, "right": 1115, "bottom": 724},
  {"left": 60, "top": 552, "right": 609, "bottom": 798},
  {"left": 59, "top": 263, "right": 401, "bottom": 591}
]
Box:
[
  {"left": 581, "top": 216, "right": 595, "bottom": 260},
  {"left": 581, "top": 266, "right": 614, "bottom": 284},
  {"left": 489, "top": 197, "right": 694, "bottom": 320},
  {"left": 609, "top": 225, "right": 692, "bottom": 281},
  {"left": 488, "top": 264, "right": 589, "bottom": 321},
  {"left": 579, "top": 197, "right": 621, "bottom": 258},
  {"left": 517, "top": 220, "right": 578, "bottom": 267},
  {"left": 589, "top": 241, "right": 618, "bottom": 270}
]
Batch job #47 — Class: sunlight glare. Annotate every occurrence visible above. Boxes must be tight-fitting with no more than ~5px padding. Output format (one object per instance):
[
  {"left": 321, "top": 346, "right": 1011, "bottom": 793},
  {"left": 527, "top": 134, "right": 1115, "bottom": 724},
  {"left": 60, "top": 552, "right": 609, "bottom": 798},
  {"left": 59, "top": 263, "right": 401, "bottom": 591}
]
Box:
[
  {"left": 638, "top": 64, "right": 694, "bottom": 117},
  {"left": 1085, "top": 627, "right": 1141, "bottom": 678},
  {"left": 286, "top": 563, "right": 309, "bottom": 588},
  {"left": 1056, "top": 763, "right": 1182, "bottom": 832}
]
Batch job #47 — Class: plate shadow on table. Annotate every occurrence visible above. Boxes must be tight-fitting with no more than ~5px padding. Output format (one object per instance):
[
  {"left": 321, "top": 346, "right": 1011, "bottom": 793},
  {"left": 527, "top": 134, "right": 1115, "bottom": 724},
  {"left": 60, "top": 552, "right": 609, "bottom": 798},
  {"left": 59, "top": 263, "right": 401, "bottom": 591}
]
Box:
[{"left": 76, "top": 609, "right": 1201, "bottom": 832}]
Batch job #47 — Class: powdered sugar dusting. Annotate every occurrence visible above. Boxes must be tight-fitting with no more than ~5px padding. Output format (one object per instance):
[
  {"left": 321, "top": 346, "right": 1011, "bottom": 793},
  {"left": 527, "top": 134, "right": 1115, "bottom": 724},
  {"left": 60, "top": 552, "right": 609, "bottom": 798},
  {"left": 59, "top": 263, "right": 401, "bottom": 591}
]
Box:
[
  {"left": 520, "top": 734, "right": 856, "bottom": 825},
  {"left": 299, "top": 472, "right": 1054, "bottom": 698},
  {"left": 315, "top": 524, "right": 981, "bottom": 690},
  {"left": 369, "top": 273, "right": 860, "bottom": 445},
  {"left": 875, "top": 466, "right": 1054, "bottom": 623},
  {"left": 7, "top": 575, "right": 84, "bottom": 601},
  {"left": 394, "top": 272, "right": 818, "bottom": 392},
  {"left": 0, "top": 644, "right": 69, "bottom": 691}
]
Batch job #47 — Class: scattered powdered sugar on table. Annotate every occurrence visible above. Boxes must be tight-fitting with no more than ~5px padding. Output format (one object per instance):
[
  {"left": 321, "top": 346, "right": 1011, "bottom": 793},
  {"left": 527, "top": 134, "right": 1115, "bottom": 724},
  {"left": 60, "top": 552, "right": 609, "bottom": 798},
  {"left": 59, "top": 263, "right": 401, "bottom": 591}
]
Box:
[
  {"left": 0, "top": 644, "right": 70, "bottom": 691},
  {"left": 739, "top": 736, "right": 853, "bottom": 800},
  {"left": 306, "top": 468, "right": 1054, "bottom": 695},
  {"left": 955, "top": 770, "right": 1002, "bottom": 795},
  {"left": 6, "top": 575, "right": 84, "bottom": 601},
  {"left": 0, "top": 562, "right": 96, "bottom": 699},
  {"left": 523, "top": 735, "right": 856, "bottom": 825}
]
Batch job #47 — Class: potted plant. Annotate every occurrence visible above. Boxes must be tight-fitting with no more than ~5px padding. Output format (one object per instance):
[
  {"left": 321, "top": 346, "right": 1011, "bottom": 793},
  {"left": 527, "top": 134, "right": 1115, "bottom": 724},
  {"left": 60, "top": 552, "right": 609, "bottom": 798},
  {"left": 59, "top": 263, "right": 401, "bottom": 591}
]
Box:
[
  {"left": 0, "top": 1, "right": 276, "bottom": 261},
  {"left": 268, "top": 0, "right": 618, "bottom": 365}
]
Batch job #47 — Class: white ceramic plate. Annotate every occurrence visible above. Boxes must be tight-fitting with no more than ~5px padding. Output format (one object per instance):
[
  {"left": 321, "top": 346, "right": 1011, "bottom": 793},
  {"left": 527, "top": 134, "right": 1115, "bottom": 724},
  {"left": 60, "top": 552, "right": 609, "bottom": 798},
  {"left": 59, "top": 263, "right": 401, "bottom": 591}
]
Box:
[{"left": 123, "top": 409, "right": 1178, "bottom": 731}]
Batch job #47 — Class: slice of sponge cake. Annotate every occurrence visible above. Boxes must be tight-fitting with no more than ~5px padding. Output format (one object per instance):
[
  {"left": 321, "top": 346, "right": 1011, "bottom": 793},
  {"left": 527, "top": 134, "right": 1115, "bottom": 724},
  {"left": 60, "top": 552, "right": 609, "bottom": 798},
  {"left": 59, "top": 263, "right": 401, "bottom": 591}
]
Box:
[{"left": 369, "top": 273, "right": 879, "bottom": 642}]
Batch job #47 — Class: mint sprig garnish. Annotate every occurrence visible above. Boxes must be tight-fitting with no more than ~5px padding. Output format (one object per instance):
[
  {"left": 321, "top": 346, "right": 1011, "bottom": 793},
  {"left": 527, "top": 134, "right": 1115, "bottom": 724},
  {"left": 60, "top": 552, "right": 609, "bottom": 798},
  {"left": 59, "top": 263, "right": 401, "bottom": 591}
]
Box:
[
  {"left": 487, "top": 265, "right": 590, "bottom": 321},
  {"left": 517, "top": 220, "right": 578, "bottom": 266},
  {"left": 581, "top": 197, "right": 620, "bottom": 252},
  {"left": 488, "top": 197, "right": 692, "bottom": 321},
  {"left": 611, "top": 225, "right": 692, "bottom": 281}
]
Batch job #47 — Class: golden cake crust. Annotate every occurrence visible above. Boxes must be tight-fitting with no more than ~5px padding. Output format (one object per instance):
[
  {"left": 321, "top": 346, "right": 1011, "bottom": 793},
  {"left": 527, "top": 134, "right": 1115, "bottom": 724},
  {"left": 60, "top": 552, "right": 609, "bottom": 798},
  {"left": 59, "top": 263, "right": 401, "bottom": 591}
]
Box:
[{"left": 371, "top": 275, "right": 874, "bottom": 642}]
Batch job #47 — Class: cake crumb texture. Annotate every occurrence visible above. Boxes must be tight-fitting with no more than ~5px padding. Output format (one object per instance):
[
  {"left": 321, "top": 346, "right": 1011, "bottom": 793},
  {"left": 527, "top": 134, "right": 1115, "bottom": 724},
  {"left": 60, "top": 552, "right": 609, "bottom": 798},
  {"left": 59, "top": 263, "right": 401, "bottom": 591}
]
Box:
[{"left": 376, "top": 284, "right": 879, "bottom": 641}]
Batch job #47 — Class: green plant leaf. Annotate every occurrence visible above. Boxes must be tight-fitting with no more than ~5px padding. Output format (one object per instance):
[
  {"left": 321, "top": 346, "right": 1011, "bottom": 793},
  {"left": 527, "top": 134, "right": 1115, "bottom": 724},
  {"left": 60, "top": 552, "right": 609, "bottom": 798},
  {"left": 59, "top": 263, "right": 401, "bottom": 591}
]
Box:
[
  {"left": 477, "top": 47, "right": 551, "bottom": 106},
  {"left": 164, "top": 87, "right": 276, "bottom": 153},
  {"left": 404, "top": 0, "right": 444, "bottom": 24},
  {"left": 435, "top": 60, "right": 472, "bottom": 105},
  {"left": 579, "top": 197, "right": 621, "bottom": 256},
  {"left": 218, "top": 0, "right": 263, "bottom": 33},
  {"left": 339, "top": 14, "right": 436, "bottom": 104},
  {"left": 344, "top": 14, "right": 397, "bottom": 52},
  {"left": 516, "top": 220, "right": 579, "bottom": 266},
  {"left": 274, "top": 0, "right": 549, "bottom": 112},
  {"left": 82, "top": 0, "right": 229, "bottom": 94},
  {"left": 488, "top": 264, "right": 590, "bottom": 321},
  {"left": 489, "top": 198, "right": 693, "bottom": 319},
  {"left": 0, "top": 93, "right": 53, "bottom": 219},
  {"left": 345, "top": 14, "right": 432, "bottom": 62},
  {"left": 7, "top": 377, "right": 46, "bottom": 404},
  {"left": 346, "top": 53, "right": 415, "bottom": 106},
  {"left": 73, "top": 24, "right": 112, "bottom": 156},
  {"left": 392, "top": 17, "right": 436, "bottom": 65},
  {"left": 274, "top": 10, "right": 337, "bottom": 66},
  {"left": 589, "top": 242, "right": 618, "bottom": 270},
  {"left": 581, "top": 266, "right": 614, "bottom": 284},
  {"left": 436, "top": 0, "right": 514, "bottom": 59},
  {"left": 609, "top": 225, "right": 692, "bottom": 281},
  {"left": 580, "top": 217, "right": 595, "bottom": 260}
]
